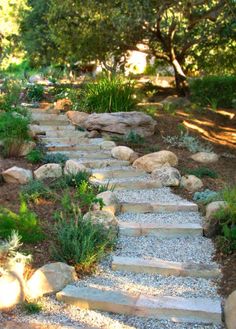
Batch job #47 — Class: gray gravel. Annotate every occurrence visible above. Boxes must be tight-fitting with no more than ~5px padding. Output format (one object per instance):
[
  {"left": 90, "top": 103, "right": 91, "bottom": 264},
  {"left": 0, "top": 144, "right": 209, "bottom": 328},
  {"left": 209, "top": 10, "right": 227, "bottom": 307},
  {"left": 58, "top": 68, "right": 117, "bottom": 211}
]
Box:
[
  {"left": 116, "top": 236, "right": 216, "bottom": 264},
  {"left": 118, "top": 212, "right": 202, "bottom": 225},
  {"left": 115, "top": 187, "right": 193, "bottom": 203},
  {"left": 98, "top": 174, "right": 151, "bottom": 183}
]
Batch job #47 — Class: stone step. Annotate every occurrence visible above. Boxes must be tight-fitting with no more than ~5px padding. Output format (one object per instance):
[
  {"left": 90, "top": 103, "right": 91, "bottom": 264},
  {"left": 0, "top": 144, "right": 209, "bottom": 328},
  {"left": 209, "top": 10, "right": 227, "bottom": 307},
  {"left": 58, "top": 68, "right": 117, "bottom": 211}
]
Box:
[
  {"left": 45, "top": 130, "right": 82, "bottom": 138},
  {"left": 119, "top": 222, "right": 202, "bottom": 237},
  {"left": 77, "top": 158, "right": 130, "bottom": 169},
  {"left": 29, "top": 124, "right": 76, "bottom": 133},
  {"left": 91, "top": 178, "right": 162, "bottom": 191},
  {"left": 120, "top": 202, "right": 198, "bottom": 213},
  {"left": 32, "top": 119, "right": 70, "bottom": 126},
  {"left": 1, "top": 321, "right": 87, "bottom": 329},
  {"left": 112, "top": 256, "right": 220, "bottom": 279},
  {"left": 92, "top": 167, "right": 147, "bottom": 180},
  {"left": 56, "top": 286, "right": 222, "bottom": 324},
  {"left": 42, "top": 136, "right": 88, "bottom": 144},
  {"left": 31, "top": 113, "right": 68, "bottom": 121},
  {"left": 47, "top": 143, "right": 101, "bottom": 152},
  {"left": 47, "top": 150, "right": 111, "bottom": 160}
]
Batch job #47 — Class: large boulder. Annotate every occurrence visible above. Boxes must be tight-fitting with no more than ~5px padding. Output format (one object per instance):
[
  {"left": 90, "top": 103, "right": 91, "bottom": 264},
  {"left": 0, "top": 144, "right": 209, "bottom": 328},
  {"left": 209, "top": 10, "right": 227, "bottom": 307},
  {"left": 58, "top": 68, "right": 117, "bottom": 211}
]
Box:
[
  {"left": 2, "top": 166, "right": 32, "bottom": 184},
  {"left": 181, "top": 175, "right": 203, "bottom": 192},
  {"left": 151, "top": 166, "right": 181, "bottom": 187},
  {"left": 111, "top": 146, "right": 135, "bottom": 161},
  {"left": 94, "top": 191, "right": 120, "bottom": 215},
  {"left": 225, "top": 290, "right": 236, "bottom": 329},
  {"left": 34, "top": 164, "right": 62, "bottom": 180},
  {"left": 66, "top": 111, "right": 89, "bottom": 127},
  {"left": 204, "top": 201, "right": 227, "bottom": 237},
  {"left": 64, "top": 160, "right": 88, "bottom": 175},
  {"left": 82, "top": 112, "right": 156, "bottom": 137},
  {"left": 133, "top": 151, "right": 178, "bottom": 173},
  {"left": 54, "top": 99, "right": 72, "bottom": 112},
  {"left": 191, "top": 152, "right": 219, "bottom": 164},
  {"left": 26, "top": 262, "right": 77, "bottom": 300},
  {"left": 83, "top": 210, "right": 118, "bottom": 231}
]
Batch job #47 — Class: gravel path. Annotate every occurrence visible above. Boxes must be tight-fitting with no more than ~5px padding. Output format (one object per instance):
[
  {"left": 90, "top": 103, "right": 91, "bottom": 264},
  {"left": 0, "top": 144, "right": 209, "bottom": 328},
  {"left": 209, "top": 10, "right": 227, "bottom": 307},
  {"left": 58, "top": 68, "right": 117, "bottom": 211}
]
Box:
[
  {"left": 118, "top": 212, "right": 202, "bottom": 225},
  {"left": 115, "top": 187, "right": 193, "bottom": 203}
]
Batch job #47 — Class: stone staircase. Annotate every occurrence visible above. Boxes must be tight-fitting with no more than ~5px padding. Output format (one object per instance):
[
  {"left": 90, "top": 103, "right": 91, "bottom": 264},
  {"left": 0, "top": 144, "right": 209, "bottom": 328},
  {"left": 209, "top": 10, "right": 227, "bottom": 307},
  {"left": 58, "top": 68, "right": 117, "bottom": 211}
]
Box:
[{"left": 30, "top": 108, "right": 223, "bottom": 328}]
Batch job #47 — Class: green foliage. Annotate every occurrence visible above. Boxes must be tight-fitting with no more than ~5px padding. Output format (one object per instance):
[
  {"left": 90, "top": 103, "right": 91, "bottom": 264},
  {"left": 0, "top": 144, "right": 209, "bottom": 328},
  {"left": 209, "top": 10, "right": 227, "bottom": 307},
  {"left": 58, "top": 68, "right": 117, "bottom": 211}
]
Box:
[
  {"left": 43, "top": 153, "right": 69, "bottom": 165},
  {"left": 185, "top": 167, "right": 218, "bottom": 179},
  {"left": 52, "top": 202, "right": 116, "bottom": 273},
  {"left": 50, "top": 171, "right": 91, "bottom": 190},
  {"left": 0, "top": 79, "right": 25, "bottom": 112},
  {"left": 0, "top": 200, "right": 44, "bottom": 243},
  {"left": 80, "top": 75, "right": 137, "bottom": 113},
  {"left": 0, "top": 112, "right": 30, "bottom": 157},
  {"left": 27, "top": 84, "right": 44, "bottom": 101},
  {"left": 26, "top": 148, "right": 44, "bottom": 164},
  {"left": 190, "top": 76, "right": 236, "bottom": 108},
  {"left": 21, "top": 180, "right": 53, "bottom": 203},
  {"left": 54, "top": 87, "right": 80, "bottom": 111},
  {"left": 193, "top": 189, "right": 219, "bottom": 204},
  {"left": 125, "top": 131, "right": 145, "bottom": 145},
  {"left": 215, "top": 186, "right": 236, "bottom": 253},
  {"left": 21, "top": 301, "right": 42, "bottom": 314}
]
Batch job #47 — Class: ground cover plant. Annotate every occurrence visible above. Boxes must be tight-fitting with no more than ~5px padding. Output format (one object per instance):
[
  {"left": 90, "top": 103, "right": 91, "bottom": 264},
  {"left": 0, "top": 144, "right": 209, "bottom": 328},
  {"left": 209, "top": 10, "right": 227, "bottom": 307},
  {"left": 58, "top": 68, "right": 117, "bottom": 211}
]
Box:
[{"left": 185, "top": 167, "right": 218, "bottom": 179}]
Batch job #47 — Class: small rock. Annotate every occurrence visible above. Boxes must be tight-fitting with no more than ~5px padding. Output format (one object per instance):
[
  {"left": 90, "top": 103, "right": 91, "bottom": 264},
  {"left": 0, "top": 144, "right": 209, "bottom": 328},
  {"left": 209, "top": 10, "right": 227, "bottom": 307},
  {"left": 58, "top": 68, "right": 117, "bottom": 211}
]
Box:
[
  {"left": 66, "top": 111, "right": 89, "bottom": 126},
  {"left": 225, "top": 290, "right": 236, "bottom": 329},
  {"left": 28, "top": 74, "right": 43, "bottom": 84},
  {"left": 111, "top": 146, "right": 135, "bottom": 161},
  {"left": 54, "top": 99, "right": 72, "bottom": 112},
  {"left": 87, "top": 130, "right": 100, "bottom": 138},
  {"left": 34, "top": 164, "right": 62, "bottom": 180},
  {"left": 100, "top": 141, "right": 116, "bottom": 150},
  {"left": 19, "top": 141, "right": 36, "bottom": 156},
  {"left": 94, "top": 191, "right": 120, "bottom": 215},
  {"left": 83, "top": 210, "right": 118, "bottom": 231},
  {"left": 204, "top": 201, "right": 226, "bottom": 237},
  {"left": 26, "top": 262, "right": 77, "bottom": 300},
  {"left": 151, "top": 166, "right": 181, "bottom": 187},
  {"left": 2, "top": 166, "right": 32, "bottom": 184},
  {"left": 133, "top": 150, "right": 178, "bottom": 173},
  {"left": 181, "top": 175, "right": 203, "bottom": 192},
  {"left": 191, "top": 152, "right": 219, "bottom": 164},
  {"left": 64, "top": 160, "right": 88, "bottom": 175}
]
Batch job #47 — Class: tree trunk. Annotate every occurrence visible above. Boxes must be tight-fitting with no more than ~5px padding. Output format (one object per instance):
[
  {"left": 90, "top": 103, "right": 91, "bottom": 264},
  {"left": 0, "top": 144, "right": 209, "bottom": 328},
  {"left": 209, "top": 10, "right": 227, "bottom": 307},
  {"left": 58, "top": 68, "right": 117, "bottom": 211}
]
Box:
[{"left": 172, "top": 59, "right": 189, "bottom": 96}]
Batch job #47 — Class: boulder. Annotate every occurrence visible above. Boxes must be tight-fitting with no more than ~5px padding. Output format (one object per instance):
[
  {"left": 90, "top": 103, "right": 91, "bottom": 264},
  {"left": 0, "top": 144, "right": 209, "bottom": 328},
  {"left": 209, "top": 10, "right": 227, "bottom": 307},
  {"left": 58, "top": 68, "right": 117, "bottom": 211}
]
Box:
[
  {"left": 34, "top": 164, "right": 62, "bottom": 180},
  {"left": 64, "top": 160, "right": 88, "bottom": 175},
  {"left": 26, "top": 262, "right": 77, "bottom": 300},
  {"left": 19, "top": 141, "right": 36, "bottom": 156},
  {"left": 54, "top": 99, "right": 72, "bottom": 112},
  {"left": 133, "top": 150, "right": 178, "bottom": 173},
  {"left": 181, "top": 175, "right": 203, "bottom": 192},
  {"left": 191, "top": 152, "right": 219, "bottom": 164},
  {"left": 29, "top": 74, "right": 43, "bottom": 84},
  {"left": 83, "top": 210, "right": 118, "bottom": 231},
  {"left": 2, "top": 166, "right": 32, "bottom": 184},
  {"left": 225, "top": 290, "right": 236, "bottom": 329},
  {"left": 151, "top": 166, "right": 181, "bottom": 187},
  {"left": 100, "top": 141, "right": 116, "bottom": 150},
  {"left": 204, "top": 201, "right": 227, "bottom": 237},
  {"left": 94, "top": 191, "right": 120, "bottom": 215},
  {"left": 66, "top": 111, "right": 89, "bottom": 127},
  {"left": 111, "top": 146, "right": 134, "bottom": 161},
  {"left": 82, "top": 112, "right": 156, "bottom": 137},
  {"left": 161, "top": 95, "right": 191, "bottom": 108}
]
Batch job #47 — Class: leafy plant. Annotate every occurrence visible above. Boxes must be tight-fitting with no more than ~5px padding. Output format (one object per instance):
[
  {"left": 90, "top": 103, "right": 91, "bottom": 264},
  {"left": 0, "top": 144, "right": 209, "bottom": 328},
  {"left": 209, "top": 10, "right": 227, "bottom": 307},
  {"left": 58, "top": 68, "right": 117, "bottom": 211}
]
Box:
[
  {"left": 0, "top": 79, "right": 24, "bottom": 112},
  {"left": 0, "top": 200, "right": 44, "bottom": 243},
  {"left": 0, "top": 112, "right": 31, "bottom": 157},
  {"left": 43, "top": 152, "right": 69, "bottom": 165},
  {"left": 124, "top": 131, "right": 145, "bottom": 144},
  {"left": 80, "top": 75, "right": 137, "bottom": 113},
  {"left": 21, "top": 180, "right": 54, "bottom": 203},
  {"left": 26, "top": 148, "right": 44, "bottom": 164},
  {"left": 193, "top": 189, "right": 219, "bottom": 204},
  {"left": 27, "top": 84, "right": 44, "bottom": 102},
  {"left": 21, "top": 301, "right": 42, "bottom": 314},
  {"left": 185, "top": 167, "right": 218, "bottom": 179}
]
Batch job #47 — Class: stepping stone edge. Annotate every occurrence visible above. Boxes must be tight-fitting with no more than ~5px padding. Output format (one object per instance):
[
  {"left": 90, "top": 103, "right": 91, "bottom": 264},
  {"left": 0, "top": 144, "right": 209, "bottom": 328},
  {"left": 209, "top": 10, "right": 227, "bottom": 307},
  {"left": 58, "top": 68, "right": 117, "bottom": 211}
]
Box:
[
  {"left": 120, "top": 202, "right": 198, "bottom": 213},
  {"left": 56, "top": 286, "right": 222, "bottom": 324}
]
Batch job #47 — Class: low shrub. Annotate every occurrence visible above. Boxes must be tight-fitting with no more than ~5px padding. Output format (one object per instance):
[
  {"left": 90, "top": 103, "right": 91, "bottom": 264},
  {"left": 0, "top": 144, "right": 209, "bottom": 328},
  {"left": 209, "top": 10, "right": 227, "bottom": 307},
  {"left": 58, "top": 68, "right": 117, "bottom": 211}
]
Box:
[
  {"left": 80, "top": 75, "right": 137, "bottom": 113},
  {"left": 185, "top": 167, "right": 218, "bottom": 179},
  {"left": 26, "top": 149, "right": 44, "bottom": 164},
  {"left": 0, "top": 112, "right": 31, "bottom": 157},
  {"left": 190, "top": 76, "right": 236, "bottom": 108},
  {"left": 0, "top": 79, "right": 24, "bottom": 112},
  {"left": 21, "top": 180, "right": 54, "bottom": 203},
  {"left": 0, "top": 200, "right": 44, "bottom": 243},
  {"left": 193, "top": 189, "right": 219, "bottom": 204},
  {"left": 27, "top": 84, "right": 44, "bottom": 102},
  {"left": 43, "top": 153, "right": 69, "bottom": 165},
  {"left": 21, "top": 302, "right": 42, "bottom": 314},
  {"left": 49, "top": 171, "right": 91, "bottom": 191}
]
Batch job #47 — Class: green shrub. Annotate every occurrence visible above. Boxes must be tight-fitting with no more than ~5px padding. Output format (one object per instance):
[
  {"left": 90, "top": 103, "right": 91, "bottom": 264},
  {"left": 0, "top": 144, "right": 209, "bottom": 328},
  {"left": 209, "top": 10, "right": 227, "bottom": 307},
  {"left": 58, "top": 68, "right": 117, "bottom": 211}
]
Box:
[
  {"left": 52, "top": 210, "right": 116, "bottom": 273},
  {"left": 21, "top": 301, "right": 42, "bottom": 314},
  {"left": 80, "top": 75, "right": 137, "bottom": 113},
  {"left": 0, "top": 112, "right": 30, "bottom": 157},
  {"left": 190, "top": 76, "right": 236, "bottom": 108},
  {"left": 215, "top": 186, "right": 236, "bottom": 253},
  {"left": 185, "top": 167, "right": 218, "bottom": 179},
  {"left": 21, "top": 180, "right": 54, "bottom": 203},
  {"left": 43, "top": 153, "right": 69, "bottom": 165},
  {"left": 0, "top": 200, "right": 44, "bottom": 243},
  {"left": 0, "top": 79, "right": 23, "bottom": 111},
  {"left": 27, "top": 84, "right": 44, "bottom": 102},
  {"left": 193, "top": 189, "right": 219, "bottom": 204},
  {"left": 26, "top": 149, "right": 44, "bottom": 164}
]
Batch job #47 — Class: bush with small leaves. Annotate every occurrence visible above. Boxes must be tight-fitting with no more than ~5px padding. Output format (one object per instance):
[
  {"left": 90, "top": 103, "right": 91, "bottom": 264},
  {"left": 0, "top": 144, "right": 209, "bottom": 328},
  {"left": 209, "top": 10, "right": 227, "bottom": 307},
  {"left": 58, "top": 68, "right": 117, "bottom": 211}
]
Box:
[
  {"left": 185, "top": 167, "right": 218, "bottom": 179},
  {"left": 21, "top": 180, "right": 54, "bottom": 203},
  {"left": 21, "top": 301, "right": 42, "bottom": 314},
  {"left": 27, "top": 84, "right": 44, "bottom": 102},
  {"left": 193, "top": 189, "right": 219, "bottom": 204},
  {"left": 43, "top": 153, "right": 69, "bottom": 165},
  {"left": 26, "top": 149, "right": 44, "bottom": 164}
]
